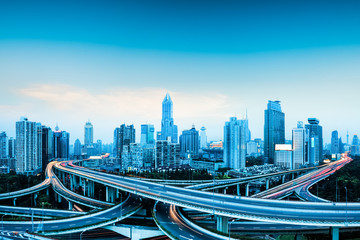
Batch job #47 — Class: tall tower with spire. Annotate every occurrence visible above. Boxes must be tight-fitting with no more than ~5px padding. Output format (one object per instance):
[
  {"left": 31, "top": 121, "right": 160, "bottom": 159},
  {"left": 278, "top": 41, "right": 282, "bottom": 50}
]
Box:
[{"left": 160, "top": 93, "right": 178, "bottom": 143}]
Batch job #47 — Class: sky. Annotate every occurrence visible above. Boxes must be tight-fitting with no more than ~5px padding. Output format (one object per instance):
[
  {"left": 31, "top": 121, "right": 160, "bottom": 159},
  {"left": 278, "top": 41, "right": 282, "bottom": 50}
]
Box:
[{"left": 1, "top": 0, "right": 360, "bottom": 144}]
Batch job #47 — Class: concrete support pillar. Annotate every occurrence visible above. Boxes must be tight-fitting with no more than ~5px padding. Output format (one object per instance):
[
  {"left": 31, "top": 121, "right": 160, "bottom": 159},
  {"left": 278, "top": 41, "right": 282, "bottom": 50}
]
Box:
[
  {"left": 87, "top": 180, "right": 90, "bottom": 197},
  {"left": 224, "top": 187, "right": 227, "bottom": 194},
  {"left": 34, "top": 193, "right": 38, "bottom": 207},
  {"left": 282, "top": 175, "right": 285, "bottom": 184},
  {"left": 236, "top": 184, "right": 240, "bottom": 196},
  {"left": 68, "top": 201, "right": 73, "bottom": 211},
  {"left": 13, "top": 198, "right": 17, "bottom": 206},
  {"left": 106, "top": 186, "right": 109, "bottom": 202},
  {"left": 58, "top": 194, "right": 62, "bottom": 203},
  {"left": 216, "top": 215, "right": 229, "bottom": 233},
  {"left": 46, "top": 188, "right": 49, "bottom": 196},
  {"left": 83, "top": 179, "right": 87, "bottom": 196},
  {"left": 106, "top": 186, "right": 116, "bottom": 203},
  {"left": 292, "top": 173, "right": 295, "bottom": 180},
  {"left": 331, "top": 227, "right": 339, "bottom": 240},
  {"left": 116, "top": 189, "right": 120, "bottom": 199},
  {"left": 88, "top": 181, "right": 94, "bottom": 198},
  {"left": 70, "top": 174, "right": 74, "bottom": 191},
  {"left": 246, "top": 183, "right": 250, "bottom": 197},
  {"left": 266, "top": 179, "right": 270, "bottom": 190}
]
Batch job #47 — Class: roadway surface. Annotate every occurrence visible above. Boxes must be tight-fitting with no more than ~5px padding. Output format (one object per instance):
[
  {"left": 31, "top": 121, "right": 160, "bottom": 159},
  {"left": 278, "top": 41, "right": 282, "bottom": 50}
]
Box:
[
  {"left": 50, "top": 161, "right": 113, "bottom": 209},
  {"left": 1, "top": 194, "right": 141, "bottom": 235},
  {"left": 253, "top": 156, "right": 351, "bottom": 200},
  {"left": 153, "top": 155, "right": 354, "bottom": 239},
  {"left": 154, "top": 201, "right": 223, "bottom": 240},
  {"left": 0, "top": 205, "right": 85, "bottom": 219},
  {"left": 55, "top": 157, "right": 360, "bottom": 227},
  {"left": 0, "top": 163, "right": 53, "bottom": 201}
]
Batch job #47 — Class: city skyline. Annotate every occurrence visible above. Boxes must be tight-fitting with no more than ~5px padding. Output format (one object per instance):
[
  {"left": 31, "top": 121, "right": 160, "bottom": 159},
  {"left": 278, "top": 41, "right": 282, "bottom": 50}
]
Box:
[
  {"left": 1, "top": 1, "right": 360, "bottom": 144},
  {"left": 0, "top": 95, "right": 358, "bottom": 145}
]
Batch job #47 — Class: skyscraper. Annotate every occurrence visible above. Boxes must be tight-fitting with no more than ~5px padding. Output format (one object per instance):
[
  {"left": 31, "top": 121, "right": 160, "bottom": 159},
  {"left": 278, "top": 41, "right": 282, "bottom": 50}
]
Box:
[
  {"left": 41, "top": 126, "right": 54, "bottom": 171},
  {"left": 351, "top": 135, "right": 360, "bottom": 156},
  {"left": 223, "top": 117, "right": 247, "bottom": 169},
  {"left": 0, "top": 132, "right": 8, "bottom": 159},
  {"left": 84, "top": 120, "right": 93, "bottom": 146},
  {"left": 140, "top": 124, "right": 155, "bottom": 147},
  {"left": 160, "top": 93, "right": 178, "bottom": 143},
  {"left": 200, "top": 126, "right": 207, "bottom": 149},
  {"left": 15, "top": 117, "right": 42, "bottom": 175},
  {"left": 264, "top": 100, "right": 285, "bottom": 162},
  {"left": 179, "top": 125, "right": 199, "bottom": 159},
  {"left": 331, "top": 130, "right": 339, "bottom": 154},
  {"left": 305, "top": 118, "right": 323, "bottom": 166},
  {"left": 114, "top": 124, "right": 135, "bottom": 159},
  {"left": 53, "top": 125, "right": 70, "bottom": 159},
  {"left": 74, "top": 139, "right": 82, "bottom": 157},
  {"left": 292, "top": 121, "right": 309, "bottom": 169}
]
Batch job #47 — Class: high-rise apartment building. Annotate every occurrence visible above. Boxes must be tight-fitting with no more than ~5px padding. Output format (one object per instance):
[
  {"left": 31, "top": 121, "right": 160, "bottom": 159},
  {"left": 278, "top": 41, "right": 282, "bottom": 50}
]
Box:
[
  {"left": 292, "top": 121, "right": 309, "bottom": 169},
  {"left": 143, "top": 147, "right": 155, "bottom": 169},
  {"left": 331, "top": 130, "right": 339, "bottom": 154},
  {"left": 15, "top": 117, "right": 42, "bottom": 175},
  {"left": 200, "top": 126, "right": 207, "bottom": 149},
  {"left": 264, "top": 101, "right": 285, "bottom": 162},
  {"left": 114, "top": 124, "right": 135, "bottom": 159},
  {"left": 140, "top": 124, "right": 155, "bottom": 147},
  {"left": 155, "top": 139, "right": 180, "bottom": 168},
  {"left": 0, "top": 132, "right": 8, "bottom": 158},
  {"left": 84, "top": 121, "right": 93, "bottom": 146},
  {"left": 8, "top": 137, "right": 15, "bottom": 158},
  {"left": 121, "top": 143, "right": 143, "bottom": 170},
  {"left": 275, "top": 144, "right": 293, "bottom": 169},
  {"left": 179, "top": 125, "right": 199, "bottom": 159},
  {"left": 160, "top": 93, "right": 178, "bottom": 143},
  {"left": 305, "top": 118, "right": 323, "bottom": 166},
  {"left": 223, "top": 117, "right": 247, "bottom": 169}
]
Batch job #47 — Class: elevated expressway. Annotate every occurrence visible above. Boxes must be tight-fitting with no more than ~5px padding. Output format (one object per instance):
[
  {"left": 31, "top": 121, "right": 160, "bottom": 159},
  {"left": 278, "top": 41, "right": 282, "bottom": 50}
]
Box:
[
  {"left": 154, "top": 155, "right": 354, "bottom": 239},
  {"left": 253, "top": 156, "right": 351, "bottom": 200},
  {"left": 0, "top": 154, "right": 356, "bottom": 239},
  {"left": 53, "top": 159, "right": 360, "bottom": 227},
  {"left": 0, "top": 164, "right": 53, "bottom": 202},
  {"left": 1, "top": 194, "right": 142, "bottom": 235},
  {"left": 1, "top": 161, "right": 142, "bottom": 235}
]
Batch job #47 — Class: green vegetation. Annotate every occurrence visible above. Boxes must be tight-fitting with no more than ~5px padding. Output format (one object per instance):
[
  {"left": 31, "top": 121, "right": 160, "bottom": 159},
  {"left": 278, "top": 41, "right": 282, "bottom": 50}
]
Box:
[
  {"left": 0, "top": 171, "right": 43, "bottom": 193},
  {"left": 311, "top": 156, "right": 360, "bottom": 202},
  {"left": 246, "top": 156, "right": 265, "bottom": 167}
]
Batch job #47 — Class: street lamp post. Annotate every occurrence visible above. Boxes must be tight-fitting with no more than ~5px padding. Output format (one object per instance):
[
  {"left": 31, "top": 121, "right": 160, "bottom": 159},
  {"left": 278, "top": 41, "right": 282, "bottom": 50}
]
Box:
[
  {"left": 80, "top": 229, "right": 87, "bottom": 240},
  {"left": 345, "top": 187, "right": 348, "bottom": 225},
  {"left": 228, "top": 219, "right": 235, "bottom": 240},
  {"left": 120, "top": 192, "right": 123, "bottom": 220},
  {"left": 1, "top": 214, "right": 8, "bottom": 231}
]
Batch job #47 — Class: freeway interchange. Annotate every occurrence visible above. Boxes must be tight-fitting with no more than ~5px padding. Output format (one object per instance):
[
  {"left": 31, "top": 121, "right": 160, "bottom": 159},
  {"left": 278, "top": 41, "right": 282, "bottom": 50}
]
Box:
[{"left": 0, "top": 153, "right": 357, "bottom": 239}]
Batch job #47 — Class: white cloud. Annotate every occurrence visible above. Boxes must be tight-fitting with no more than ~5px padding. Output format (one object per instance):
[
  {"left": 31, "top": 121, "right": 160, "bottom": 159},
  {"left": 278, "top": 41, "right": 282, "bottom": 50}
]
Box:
[
  {"left": 19, "top": 84, "right": 229, "bottom": 119},
  {"left": 14, "top": 84, "right": 231, "bottom": 142}
]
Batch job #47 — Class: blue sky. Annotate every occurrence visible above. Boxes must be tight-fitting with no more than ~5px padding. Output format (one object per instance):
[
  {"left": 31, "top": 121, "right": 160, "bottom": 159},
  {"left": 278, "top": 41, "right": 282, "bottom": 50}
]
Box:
[{"left": 1, "top": 1, "right": 360, "bottom": 144}]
